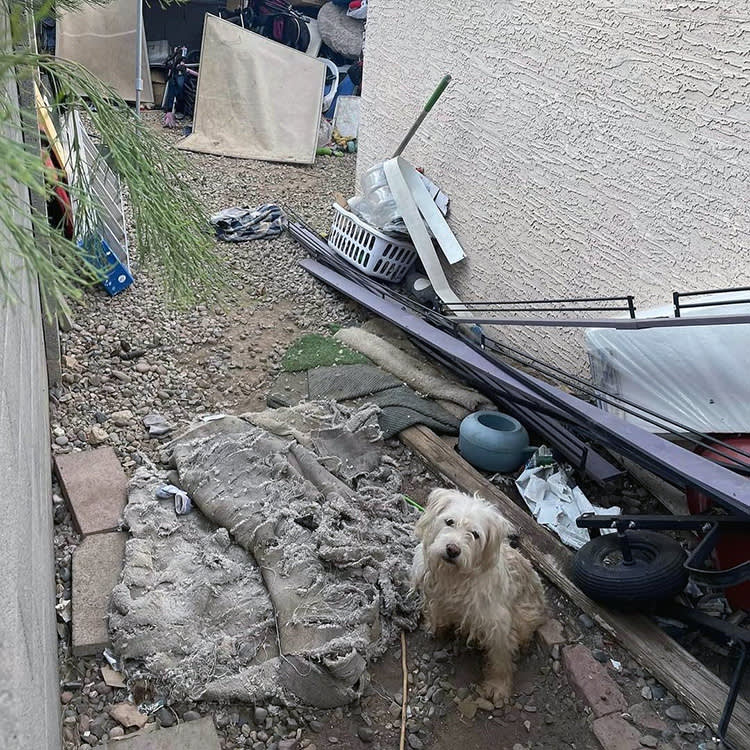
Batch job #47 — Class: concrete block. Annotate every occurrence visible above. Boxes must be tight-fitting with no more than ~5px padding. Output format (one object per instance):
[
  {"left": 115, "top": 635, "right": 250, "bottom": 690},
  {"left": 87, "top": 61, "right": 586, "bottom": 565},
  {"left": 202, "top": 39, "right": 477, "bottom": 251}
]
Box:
[
  {"left": 592, "top": 714, "right": 642, "bottom": 750},
  {"left": 103, "top": 716, "right": 221, "bottom": 748},
  {"left": 537, "top": 618, "right": 566, "bottom": 652},
  {"left": 562, "top": 644, "right": 627, "bottom": 718},
  {"left": 55, "top": 446, "right": 127, "bottom": 535},
  {"left": 72, "top": 532, "right": 127, "bottom": 656}
]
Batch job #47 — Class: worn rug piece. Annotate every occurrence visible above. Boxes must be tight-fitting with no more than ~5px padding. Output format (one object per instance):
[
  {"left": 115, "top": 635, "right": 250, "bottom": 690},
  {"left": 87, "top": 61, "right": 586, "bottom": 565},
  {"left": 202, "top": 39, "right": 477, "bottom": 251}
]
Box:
[
  {"left": 308, "top": 364, "right": 460, "bottom": 438},
  {"left": 334, "top": 327, "right": 491, "bottom": 411},
  {"left": 110, "top": 403, "right": 419, "bottom": 707}
]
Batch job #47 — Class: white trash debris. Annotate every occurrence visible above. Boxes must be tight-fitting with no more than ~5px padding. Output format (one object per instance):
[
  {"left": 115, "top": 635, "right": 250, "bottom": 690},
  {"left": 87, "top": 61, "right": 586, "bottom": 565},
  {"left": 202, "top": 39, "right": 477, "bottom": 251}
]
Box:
[{"left": 515, "top": 457, "right": 620, "bottom": 550}]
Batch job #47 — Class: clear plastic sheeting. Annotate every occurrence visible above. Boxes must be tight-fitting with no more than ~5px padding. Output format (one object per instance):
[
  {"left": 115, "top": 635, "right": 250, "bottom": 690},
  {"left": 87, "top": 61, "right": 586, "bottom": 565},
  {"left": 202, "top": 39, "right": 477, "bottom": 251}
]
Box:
[{"left": 585, "top": 292, "right": 750, "bottom": 435}]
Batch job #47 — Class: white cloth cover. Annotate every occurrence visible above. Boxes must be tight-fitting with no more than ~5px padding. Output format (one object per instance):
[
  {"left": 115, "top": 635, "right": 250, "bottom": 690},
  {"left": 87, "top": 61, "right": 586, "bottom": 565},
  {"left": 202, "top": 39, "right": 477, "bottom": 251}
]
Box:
[{"left": 56, "top": 0, "right": 153, "bottom": 104}]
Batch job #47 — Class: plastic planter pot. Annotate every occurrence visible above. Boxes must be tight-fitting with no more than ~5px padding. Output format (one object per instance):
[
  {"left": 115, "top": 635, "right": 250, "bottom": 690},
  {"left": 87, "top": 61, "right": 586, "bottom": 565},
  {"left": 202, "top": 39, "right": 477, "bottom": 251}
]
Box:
[{"left": 458, "top": 411, "right": 530, "bottom": 473}]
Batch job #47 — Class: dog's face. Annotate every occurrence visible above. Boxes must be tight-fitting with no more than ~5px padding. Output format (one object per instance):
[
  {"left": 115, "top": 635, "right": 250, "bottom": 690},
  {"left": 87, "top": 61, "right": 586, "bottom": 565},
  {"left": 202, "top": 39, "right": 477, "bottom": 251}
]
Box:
[{"left": 414, "top": 489, "right": 513, "bottom": 573}]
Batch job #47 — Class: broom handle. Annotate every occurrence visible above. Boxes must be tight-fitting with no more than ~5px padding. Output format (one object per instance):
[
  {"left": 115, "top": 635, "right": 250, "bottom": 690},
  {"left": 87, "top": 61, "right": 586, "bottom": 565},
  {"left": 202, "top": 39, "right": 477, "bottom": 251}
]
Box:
[{"left": 392, "top": 74, "right": 451, "bottom": 158}]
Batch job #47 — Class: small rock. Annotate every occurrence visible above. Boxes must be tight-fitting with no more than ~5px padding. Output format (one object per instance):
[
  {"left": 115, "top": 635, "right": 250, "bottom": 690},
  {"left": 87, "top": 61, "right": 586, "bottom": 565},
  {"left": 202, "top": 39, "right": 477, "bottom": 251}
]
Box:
[
  {"left": 255, "top": 707, "right": 268, "bottom": 724},
  {"left": 578, "top": 614, "right": 595, "bottom": 629},
  {"left": 433, "top": 650, "right": 450, "bottom": 662},
  {"left": 157, "top": 707, "right": 175, "bottom": 727},
  {"left": 357, "top": 726, "right": 375, "bottom": 743},
  {"left": 475, "top": 697, "right": 494, "bottom": 712},
  {"left": 651, "top": 685, "right": 665, "bottom": 700},
  {"left": 678, "top": 722, "right": 704, "bottom": 735},
  {"left": 108, "top": 702, "right": 147, "bottom": 729},
  {"left": 135, "top": 361, "right": 151, "bottom": 373},
  {"left": 278, "top": 741, "right": 299, "bottom": 750},
  {"left": 641, "top": 686, "right": 653, "bottom": 700},
  {"left": 640, "top": 736, "right": 658, "bottom": 748},
  {"left": 407, "top": 735, "right": 423, "bottom": 750},
  {"left": 628, "top": 702, "right": 667, "bottom": 732},
  {"left": 591, "top": 649, "right": 608, "bottom": 663},
  {"left": 523, "top": 719, "right": 531, "bottom": 732},
  {"left": 55, "top": 435, "right": 69, "bottom": 446},
  {"left": 183, "top": 710, "right": 201, "bottom": 722},
  {"left": 110, "top": 409, "right": 134, "bottom": 427},
  {"left": 457, "top": 699, "right": 477, "bottom": 719},
  {"left": 109, "top": 727, "right": 124, "bottom": 739},
  {"left": 666, "top": 705, "right": 688, "bottom": 721},
  {"left": 308, "top": 720, "right": 323, "bottom": 733},
  {"left": 61, "top": 691, "right": 74, "bottom": 704},
  {"left": 87, "top": 426, "right": 108, "bottom": 445}
]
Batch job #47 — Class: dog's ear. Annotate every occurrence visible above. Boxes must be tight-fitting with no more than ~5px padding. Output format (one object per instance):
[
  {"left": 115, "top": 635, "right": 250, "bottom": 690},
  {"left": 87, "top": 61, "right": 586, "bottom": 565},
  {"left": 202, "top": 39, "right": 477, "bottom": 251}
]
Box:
[
  {"left": 414, "top": 488, "right": 454, "bottom": 540},
  {"left": 481, "top": 508, "right": 514, "bottom": 564}
]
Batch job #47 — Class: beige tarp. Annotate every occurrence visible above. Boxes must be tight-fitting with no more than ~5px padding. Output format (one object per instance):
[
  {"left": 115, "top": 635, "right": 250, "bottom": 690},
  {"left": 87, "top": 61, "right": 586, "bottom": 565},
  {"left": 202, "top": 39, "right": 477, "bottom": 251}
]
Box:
[
  {"left": 56, "top": 0, "right": 153, "bottom": 104},
  {"left": 178, "top": 16, "right": 324, "bottom": 164}
]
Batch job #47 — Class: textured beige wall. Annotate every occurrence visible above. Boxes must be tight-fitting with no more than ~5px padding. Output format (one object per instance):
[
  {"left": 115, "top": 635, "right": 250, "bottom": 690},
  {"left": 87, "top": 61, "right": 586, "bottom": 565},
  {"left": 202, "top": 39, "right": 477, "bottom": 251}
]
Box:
[{"left": 358, "top": 0, "right": 750, "bottom": 371}]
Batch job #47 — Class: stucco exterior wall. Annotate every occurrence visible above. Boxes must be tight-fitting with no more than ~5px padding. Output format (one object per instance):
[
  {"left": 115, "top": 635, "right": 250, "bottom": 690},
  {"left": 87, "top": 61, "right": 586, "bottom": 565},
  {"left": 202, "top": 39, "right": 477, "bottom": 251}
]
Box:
[
  {"left": 358, "top": 0, "right": 750, "bottom": 372},
  {"left": 0, "top": 15, "right": 60, "bottom": 749}
]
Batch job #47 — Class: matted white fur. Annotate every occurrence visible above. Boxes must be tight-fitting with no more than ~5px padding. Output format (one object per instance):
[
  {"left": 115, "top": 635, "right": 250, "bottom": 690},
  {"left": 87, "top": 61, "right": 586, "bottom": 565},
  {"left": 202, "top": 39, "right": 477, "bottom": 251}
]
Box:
[{"left": 411, "top": 488, "right": 547, "bottom": 703}]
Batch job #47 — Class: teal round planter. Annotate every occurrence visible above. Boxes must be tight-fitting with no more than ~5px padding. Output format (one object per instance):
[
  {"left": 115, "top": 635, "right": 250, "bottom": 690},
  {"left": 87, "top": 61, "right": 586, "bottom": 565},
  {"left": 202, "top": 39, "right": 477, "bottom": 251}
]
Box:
[{"left": 458, "top": 411, "right": 531, "bottom": 473}]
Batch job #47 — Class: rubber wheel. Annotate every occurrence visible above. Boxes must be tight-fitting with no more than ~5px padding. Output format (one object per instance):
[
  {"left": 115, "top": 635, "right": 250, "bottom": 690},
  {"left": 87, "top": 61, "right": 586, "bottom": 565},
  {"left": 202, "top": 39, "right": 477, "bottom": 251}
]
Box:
[{"left": 572, "top": 531, "right": 688, "bottom": 610}]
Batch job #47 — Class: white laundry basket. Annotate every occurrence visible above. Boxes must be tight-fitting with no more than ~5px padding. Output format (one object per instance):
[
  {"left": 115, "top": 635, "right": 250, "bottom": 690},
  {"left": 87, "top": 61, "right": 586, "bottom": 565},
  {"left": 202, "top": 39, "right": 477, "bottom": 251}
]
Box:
[{"left": 327, "top": 203, "right": 417, "bottom": 283}]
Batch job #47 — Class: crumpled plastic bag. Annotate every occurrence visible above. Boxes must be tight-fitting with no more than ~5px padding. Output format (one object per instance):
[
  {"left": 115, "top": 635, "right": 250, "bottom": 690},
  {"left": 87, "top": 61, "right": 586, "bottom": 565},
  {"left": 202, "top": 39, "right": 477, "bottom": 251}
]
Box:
[{"left": 515, "top": 460, "right": 620, "bottom": 549}]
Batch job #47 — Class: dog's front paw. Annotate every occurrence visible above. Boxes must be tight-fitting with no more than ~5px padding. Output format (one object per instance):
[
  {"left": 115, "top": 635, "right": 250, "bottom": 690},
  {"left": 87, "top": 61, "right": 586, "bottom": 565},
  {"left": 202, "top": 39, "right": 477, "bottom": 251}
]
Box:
[{"left": 479, "top": 678, "right": 512, "bottom": 706}]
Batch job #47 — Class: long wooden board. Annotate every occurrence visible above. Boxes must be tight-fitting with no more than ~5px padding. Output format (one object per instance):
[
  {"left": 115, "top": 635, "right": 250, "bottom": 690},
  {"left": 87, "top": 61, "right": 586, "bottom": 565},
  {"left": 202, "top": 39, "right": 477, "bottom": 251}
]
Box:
[{"left": 401, "top": 425, "right": 750, "bottom": 747}]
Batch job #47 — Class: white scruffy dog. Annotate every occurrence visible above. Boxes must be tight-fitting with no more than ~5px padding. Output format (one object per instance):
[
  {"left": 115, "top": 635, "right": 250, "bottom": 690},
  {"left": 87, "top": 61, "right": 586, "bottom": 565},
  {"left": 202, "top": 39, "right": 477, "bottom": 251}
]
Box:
[{"left": 411, "top": 488, "right": 547, "bottom": 703}]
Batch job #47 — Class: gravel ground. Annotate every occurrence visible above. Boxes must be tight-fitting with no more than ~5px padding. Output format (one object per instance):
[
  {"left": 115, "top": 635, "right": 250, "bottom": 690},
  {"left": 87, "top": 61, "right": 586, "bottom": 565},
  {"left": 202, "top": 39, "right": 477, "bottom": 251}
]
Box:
[{"left": 51, "top": 113, "right": 712, "bottom": 750}]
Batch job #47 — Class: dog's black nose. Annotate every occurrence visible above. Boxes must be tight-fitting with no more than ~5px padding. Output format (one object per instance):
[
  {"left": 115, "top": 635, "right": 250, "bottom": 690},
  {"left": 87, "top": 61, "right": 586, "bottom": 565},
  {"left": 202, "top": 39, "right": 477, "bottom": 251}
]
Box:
[{"left": 446, "top": 543, "right": 460, "bottom": 559}]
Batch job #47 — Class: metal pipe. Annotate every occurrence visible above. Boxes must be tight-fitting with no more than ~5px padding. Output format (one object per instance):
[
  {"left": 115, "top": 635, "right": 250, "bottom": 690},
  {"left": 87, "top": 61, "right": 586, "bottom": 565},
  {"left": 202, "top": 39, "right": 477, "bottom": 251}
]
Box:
[
  {"left": 392, "top": 75, "right": 452, "bottom": 158},
  {"left": 445, "top": 314, "right": 750, "bottom": 329},
  {"left": 677, "top": 285, "right": 750, "bottom": 298},
  {"left": 134, "top": 0, "right": 143, "bottom": 117},
  {"left": 450, "top": 295, "right": 636, "bottom": 305}
]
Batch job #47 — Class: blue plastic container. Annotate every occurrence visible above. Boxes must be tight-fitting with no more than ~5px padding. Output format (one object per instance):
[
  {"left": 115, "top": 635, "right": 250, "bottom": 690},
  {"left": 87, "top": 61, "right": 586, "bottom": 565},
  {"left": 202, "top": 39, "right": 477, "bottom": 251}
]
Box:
[
  {"left": 81, "top": 236, "right": 133, "bottom": 296},
  {"left": 458, "top": 411, "right": 531, "bottom": 473}
]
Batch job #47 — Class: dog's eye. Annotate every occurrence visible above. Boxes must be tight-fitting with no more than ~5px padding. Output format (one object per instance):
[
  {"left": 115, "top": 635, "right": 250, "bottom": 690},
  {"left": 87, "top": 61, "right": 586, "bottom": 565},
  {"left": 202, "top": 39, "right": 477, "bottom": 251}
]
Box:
[
  {"left": 471, "top": 530, "right": 480, "bottom": 540},
  {"left": 445, "top": 518, "right": 454, "bottom": 526}
]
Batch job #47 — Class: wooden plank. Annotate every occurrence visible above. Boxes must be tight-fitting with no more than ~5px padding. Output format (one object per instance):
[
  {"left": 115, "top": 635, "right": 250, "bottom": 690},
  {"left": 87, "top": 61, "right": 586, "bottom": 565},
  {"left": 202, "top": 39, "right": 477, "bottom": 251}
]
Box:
[
  {"left": 620, "top": 457, "right": 690, "bottom": 516},
  {"left": 400, "top": 425, "right": 750, "bottom": 747}
]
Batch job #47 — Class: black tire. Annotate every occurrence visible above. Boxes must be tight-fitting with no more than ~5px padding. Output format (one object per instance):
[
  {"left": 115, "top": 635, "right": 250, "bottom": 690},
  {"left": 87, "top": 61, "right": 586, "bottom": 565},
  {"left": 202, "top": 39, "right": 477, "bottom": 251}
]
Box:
[{"left": 572, "top": 531, "right": 688, "bottom": 610}]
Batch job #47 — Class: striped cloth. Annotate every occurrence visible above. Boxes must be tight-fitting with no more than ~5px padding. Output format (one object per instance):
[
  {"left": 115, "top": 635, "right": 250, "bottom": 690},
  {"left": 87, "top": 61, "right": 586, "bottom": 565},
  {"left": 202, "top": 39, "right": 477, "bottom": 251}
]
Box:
[{"left": 210, "top": 203, "right": 285, "bottom": 242}]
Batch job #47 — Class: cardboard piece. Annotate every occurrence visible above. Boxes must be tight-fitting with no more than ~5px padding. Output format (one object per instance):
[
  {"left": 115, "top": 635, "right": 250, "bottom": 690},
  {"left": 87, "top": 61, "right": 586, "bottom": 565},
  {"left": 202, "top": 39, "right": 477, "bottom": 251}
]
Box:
[{"left": 178, "top": 17, "right": 324, "bottom": 164}]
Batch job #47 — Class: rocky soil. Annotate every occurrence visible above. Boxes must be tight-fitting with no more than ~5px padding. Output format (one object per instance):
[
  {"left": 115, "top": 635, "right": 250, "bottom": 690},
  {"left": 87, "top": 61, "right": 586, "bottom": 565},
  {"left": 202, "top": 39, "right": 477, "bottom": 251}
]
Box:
[{"left": 51, "top": 112, "right": 714, "bottom": 750}]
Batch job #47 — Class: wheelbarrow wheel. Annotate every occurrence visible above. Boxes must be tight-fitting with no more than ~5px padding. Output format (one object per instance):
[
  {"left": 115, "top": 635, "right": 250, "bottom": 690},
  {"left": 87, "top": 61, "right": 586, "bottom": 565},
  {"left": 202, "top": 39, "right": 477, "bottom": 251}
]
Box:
[{"left": 572, "top": 530, "right": 688, "bottom": 610}]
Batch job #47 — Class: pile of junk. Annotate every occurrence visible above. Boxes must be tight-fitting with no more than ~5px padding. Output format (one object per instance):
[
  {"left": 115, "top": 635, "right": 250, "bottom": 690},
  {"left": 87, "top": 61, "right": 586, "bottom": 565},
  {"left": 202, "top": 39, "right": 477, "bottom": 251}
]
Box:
[{"left": 288, "top": 75, "right": 750, "bottom": 747}]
